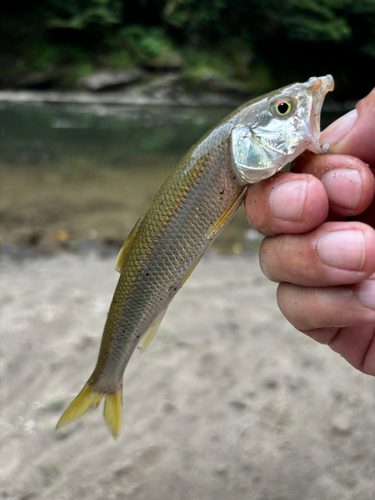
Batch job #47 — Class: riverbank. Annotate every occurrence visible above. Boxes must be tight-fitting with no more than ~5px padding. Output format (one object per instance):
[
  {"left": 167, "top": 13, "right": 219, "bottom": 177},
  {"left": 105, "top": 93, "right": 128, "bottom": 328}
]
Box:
[
  {"left": 0, "top": 100, "right": 265, "bottom": 257},
  {"left": 0, "top": 84, "right": 353, "bottom": 110},
  {"left": 1, "top": 251, "right": 375, "bottom": 499},
  {"left": 0, "top": 72, "right": 252, "bottom": 107}
]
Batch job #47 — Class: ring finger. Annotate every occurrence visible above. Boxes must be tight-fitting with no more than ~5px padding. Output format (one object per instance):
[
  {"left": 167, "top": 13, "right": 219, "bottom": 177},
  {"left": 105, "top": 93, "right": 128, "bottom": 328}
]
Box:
[{"left": 260, "top": 221, "right": 375, "bottom": 286}]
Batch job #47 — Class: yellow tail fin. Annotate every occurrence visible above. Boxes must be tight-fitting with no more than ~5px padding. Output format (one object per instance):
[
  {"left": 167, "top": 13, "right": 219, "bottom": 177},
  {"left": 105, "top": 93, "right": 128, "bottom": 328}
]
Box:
[
  {"left": 103, "top": 389, "right": 123, "bottom": 438},
  {"left": 56, "top": 383, "right": 123, "bottom": 439}
]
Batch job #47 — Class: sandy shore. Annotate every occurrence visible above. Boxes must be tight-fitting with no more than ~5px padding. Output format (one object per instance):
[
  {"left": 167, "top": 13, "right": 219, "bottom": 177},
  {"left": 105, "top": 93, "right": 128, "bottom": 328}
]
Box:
[{"left": 1, "top": 251, "right": 375, "bottom": 499}]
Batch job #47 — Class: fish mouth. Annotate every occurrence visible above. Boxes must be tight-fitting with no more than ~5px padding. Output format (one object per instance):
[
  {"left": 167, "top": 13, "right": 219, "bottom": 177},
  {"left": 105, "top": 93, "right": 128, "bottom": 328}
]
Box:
[{"left": 306, "top": 75, "right": 334, "bottom": 152}]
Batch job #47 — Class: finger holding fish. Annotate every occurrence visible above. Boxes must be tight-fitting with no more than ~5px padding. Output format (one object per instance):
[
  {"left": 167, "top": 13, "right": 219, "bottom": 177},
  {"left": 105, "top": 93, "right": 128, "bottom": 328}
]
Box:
[
  {"left": 245, "top": 172, "right": 329, "bottom": 236},
  {"left": 259, "top": 220, "right": 375, "bottom": 286},
  {"left": 259, "top": 217, "right": 375, "bottom": 371},
  {"left": 277, "top": 279, "right": 375, "bottom": 333},
  {"left": 292, "top": 153, "right": 375, "bottom": 217},
  {"left": 245, "top": 154, "right": 374, "bottom": 236},
  {"left": 276, "top": 280, "right": 375, "bottom": 376},
  {"left": 320, "top": 87, "right": 375, "bottom": 166}
]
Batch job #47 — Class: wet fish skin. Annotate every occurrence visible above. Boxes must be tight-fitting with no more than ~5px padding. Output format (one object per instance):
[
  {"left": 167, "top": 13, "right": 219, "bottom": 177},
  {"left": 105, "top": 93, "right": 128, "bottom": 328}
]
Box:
[
  {"left": 90, "top": 118, "right": 245, "bottom": 394},
  {"left": 57, "top": 75, "right": 334, "bottom": 439}
]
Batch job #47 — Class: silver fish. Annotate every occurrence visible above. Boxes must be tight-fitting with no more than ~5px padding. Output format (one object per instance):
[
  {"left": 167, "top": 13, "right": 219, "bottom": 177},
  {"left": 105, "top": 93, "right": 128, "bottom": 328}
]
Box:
[{"left": 57, "top": 75, "right": 334, "bottom": 438}]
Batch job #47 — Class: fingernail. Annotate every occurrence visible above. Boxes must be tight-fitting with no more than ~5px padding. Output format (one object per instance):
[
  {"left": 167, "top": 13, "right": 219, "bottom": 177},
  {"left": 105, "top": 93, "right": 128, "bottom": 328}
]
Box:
[
  {"left": 269, "top": 180, "right": 307, "bottom": 221},
  {"left": 321, "top": 169, "right": 361, "bottom": 210},
  {"left": 357, "top": 278, "right": 375, "bottom": 309},
  {"left": 320, "top": 109, "right": 358, "bottom": 145},
  {"left": 317, "top": 230, "right": 365, "bottom": 270}
]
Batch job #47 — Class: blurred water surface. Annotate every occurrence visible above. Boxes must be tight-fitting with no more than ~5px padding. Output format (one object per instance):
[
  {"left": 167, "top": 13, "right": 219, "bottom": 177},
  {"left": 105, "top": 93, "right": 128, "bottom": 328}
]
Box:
[{"left": 0, "top": 102, "right": 338, "bottom": 253}]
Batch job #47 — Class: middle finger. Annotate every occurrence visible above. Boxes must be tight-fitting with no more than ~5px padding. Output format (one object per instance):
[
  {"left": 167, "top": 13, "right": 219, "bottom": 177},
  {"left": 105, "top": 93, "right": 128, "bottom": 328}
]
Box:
[{"left": 293, "top": 153, "right": 374, "bottom": 217}]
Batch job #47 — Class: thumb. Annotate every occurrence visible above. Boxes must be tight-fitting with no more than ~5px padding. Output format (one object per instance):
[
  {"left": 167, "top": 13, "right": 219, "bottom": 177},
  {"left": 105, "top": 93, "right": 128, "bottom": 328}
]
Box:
[{"left": 320, "top": 88, "right": 375, "bottom": 167}]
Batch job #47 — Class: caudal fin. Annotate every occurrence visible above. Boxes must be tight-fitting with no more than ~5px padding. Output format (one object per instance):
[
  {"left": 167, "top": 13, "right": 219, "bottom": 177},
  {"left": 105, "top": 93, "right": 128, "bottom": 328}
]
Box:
[{"left": 56, "top": 383, "right": 123, "bottom": 439}]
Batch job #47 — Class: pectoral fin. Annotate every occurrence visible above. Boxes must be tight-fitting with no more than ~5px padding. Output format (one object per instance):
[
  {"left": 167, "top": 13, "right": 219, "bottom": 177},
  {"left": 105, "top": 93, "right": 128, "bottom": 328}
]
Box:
[
  {"left": 183, "top": 189, "right": 247, "bottom": 285},
  {"left": 139, "top": 308, "right": 167, "bottom": 352},
  {"left": 116, "top": 214, "right": 145, "bottom": 273},
  {"left": 209, "top": 186, "right": 247, "bottom": 237}
]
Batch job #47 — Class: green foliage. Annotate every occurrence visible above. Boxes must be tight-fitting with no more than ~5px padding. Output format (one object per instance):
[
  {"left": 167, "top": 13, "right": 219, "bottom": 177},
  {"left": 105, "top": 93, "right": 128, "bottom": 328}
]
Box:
[
  {"left": 1, "top": 0, "right": 375, "bottom": 95},
  {"left": 283, "top": 16, "right": 350, "bottom": 42},
  {"left": 106, "top": 25, "right": 180, "bottom": 67},
  {"left": 111, "top": 26, "right": 168, "bottom": 62},
  {"left": 266, "top": 0, "right": 352, "bottom": 42},
  {"left": 45, "top": 0, "right": 122, "bottom": 29},
  {"left": 182, "top": 38, "right": 253, "bottom": 88},
  {"left": 162, "top": 0, "right": 354, "bottom": 42},
  {"left": 24, "top": 41, "right": 94, "bottom": 71},
  {"left": 105, "top": 50, "right": 134, "bottom": 69},
  {"left": 361, "top": 40, "right": 375, "bottom": 58},
  {"left": 247, "top": 61, "right": 274, "bottom": 93},
  {"left": 182, "top": 52, "right": 230, "bottom": 88},
  {"left": 163, "top": 0, "right": 227, "bottom": 38}
]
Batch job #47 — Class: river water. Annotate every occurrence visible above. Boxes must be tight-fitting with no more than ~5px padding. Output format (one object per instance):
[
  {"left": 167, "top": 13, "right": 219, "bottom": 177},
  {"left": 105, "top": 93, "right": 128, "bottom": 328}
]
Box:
[{"left": 0, "top": 102, "right": 338, "bottom": 254}]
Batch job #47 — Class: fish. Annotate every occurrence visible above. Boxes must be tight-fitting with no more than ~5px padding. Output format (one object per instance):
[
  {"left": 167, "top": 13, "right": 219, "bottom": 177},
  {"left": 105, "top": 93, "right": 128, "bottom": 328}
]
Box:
[{"left": 57, "top": 75, "right": 334, "bottom": 439}]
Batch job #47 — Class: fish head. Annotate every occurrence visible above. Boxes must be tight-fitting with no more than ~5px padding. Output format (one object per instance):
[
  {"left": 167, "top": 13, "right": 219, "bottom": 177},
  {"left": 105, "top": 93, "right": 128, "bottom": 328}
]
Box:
[{"left": 230, "top": 75, "right": 334, "bottom": 184}]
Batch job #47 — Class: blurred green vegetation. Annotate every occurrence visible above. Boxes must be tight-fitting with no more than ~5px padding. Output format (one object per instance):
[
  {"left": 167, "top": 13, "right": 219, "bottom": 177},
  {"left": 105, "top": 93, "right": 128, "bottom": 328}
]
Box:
[{"left": 1, "top": 0, "right": 374, "bottom": 97}]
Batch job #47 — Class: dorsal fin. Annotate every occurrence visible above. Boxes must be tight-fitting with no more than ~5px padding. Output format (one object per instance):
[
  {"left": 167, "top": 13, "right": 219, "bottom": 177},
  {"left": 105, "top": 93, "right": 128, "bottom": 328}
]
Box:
[{"left": 115, "top": 214, "right": 145, "bottom": 273}]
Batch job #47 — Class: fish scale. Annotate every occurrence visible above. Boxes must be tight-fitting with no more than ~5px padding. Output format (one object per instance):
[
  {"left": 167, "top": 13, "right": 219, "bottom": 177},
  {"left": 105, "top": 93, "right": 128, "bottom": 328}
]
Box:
[
  {"left": 89, "top": 126, "right": 241, "bottom": 392},
  {"left": 57, "top": 75, "right": 334, "bottom": 438}
]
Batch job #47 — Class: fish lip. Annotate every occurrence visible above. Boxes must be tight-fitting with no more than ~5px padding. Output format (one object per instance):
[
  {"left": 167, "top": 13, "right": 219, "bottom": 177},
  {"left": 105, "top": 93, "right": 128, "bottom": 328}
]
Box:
[{"left": 307, "top": 75, "right": 334, "bottom": 152}]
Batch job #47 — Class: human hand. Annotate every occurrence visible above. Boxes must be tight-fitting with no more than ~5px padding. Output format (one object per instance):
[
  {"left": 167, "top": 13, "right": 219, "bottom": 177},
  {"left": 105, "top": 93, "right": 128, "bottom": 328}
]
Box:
[{"left": 245, "top": 88, "right": 375, "bottom": 375}]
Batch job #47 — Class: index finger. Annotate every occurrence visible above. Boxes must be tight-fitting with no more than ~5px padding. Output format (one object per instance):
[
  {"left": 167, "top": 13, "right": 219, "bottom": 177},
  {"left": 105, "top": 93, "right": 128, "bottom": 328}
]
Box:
[
  {"left": 245, "top": 172, "right": 328, "bottom": 237},
  {"left": 292, "top": 153, "right": 374, "bottom": 218}
]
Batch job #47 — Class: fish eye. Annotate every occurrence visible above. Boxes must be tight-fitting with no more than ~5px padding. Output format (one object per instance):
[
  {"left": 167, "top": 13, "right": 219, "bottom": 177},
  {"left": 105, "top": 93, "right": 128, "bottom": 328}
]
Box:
[{"left": 270, "top": 97, "right": 294, "bottom": 119}]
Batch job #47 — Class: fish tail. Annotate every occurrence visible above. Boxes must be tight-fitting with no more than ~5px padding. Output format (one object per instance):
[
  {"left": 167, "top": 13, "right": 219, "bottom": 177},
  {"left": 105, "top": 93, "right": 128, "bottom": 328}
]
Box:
[
  {"left": 56, "top": 383, "right": 123, "bottom": 439},
  {"left": 103, "top": 387, "right": 123, "bottom": 439}
]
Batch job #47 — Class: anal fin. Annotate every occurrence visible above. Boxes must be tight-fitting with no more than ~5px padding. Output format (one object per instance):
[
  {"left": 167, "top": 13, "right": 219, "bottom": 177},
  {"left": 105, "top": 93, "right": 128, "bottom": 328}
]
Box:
[
  {"left": 182, "top": 254, "right": 204, "bottom": 285},
  {"left": 139, "top": 308, "right": 167, "bottom": 352}
]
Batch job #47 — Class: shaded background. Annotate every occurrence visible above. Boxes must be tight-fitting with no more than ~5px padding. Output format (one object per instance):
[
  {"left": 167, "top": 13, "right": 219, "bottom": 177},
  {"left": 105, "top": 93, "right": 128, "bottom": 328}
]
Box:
[{"left": 1, "top": 0, "right": 375, "bottom": 98}]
